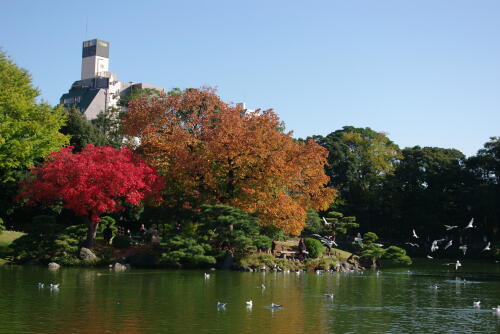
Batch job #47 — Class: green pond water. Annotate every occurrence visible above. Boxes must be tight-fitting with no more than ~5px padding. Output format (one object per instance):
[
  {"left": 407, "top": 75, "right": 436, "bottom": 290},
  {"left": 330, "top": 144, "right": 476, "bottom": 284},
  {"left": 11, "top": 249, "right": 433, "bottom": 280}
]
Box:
[{"left": 1, "top": 260, "right": 500, "bottom": 334}]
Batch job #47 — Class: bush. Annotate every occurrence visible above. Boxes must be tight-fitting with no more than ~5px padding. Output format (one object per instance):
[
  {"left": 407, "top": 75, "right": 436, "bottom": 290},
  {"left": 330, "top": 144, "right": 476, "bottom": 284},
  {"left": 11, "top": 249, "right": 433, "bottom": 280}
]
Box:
[
  {"left": 239, "top": 253, "right": 276, "bottom": 269},
  {"left": 160, "top": 235, "right": 216, "bottom": 268},
  {"left": 112, "top": 235, "right": 131, "bottom": 249},
  {"left": 304, "top": 238, "right": 325, "bottom": 258},
  {"left": 10, "top": 222, "right": 86, "bottom": 264},
  {"left": 382, "top": 246, "right": 412, "bottom": 265},
  {"left": 254, "top": 235, "right": 272, "bottom": 251}
]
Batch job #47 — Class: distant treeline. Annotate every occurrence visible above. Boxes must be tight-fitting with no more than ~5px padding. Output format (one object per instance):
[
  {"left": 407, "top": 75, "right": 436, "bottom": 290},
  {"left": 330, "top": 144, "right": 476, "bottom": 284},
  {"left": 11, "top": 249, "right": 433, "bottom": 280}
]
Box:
[{"left": 309, "top": 126, "right": 499, "bottom": 250}]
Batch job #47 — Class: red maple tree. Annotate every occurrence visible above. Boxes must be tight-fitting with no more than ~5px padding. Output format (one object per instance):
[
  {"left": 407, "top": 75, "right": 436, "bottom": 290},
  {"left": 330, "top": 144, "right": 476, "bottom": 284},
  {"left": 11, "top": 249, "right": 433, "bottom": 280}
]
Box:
[{"left": 17, "top": 145, "right": 164, "bottom": 247}]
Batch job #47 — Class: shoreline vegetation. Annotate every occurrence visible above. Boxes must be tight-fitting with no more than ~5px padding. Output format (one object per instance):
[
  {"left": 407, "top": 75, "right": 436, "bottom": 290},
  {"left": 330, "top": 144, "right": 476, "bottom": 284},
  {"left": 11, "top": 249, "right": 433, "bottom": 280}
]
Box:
[{"left": 1, "top": 50, "right": 498, "bottom": 272}]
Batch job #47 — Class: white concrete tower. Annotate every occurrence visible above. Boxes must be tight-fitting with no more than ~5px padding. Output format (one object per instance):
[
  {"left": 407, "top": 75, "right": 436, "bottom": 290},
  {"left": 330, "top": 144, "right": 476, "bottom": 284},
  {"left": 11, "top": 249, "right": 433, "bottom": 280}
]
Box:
[{"left": 81, "top": 39, "right": 110, "bottom": 79}]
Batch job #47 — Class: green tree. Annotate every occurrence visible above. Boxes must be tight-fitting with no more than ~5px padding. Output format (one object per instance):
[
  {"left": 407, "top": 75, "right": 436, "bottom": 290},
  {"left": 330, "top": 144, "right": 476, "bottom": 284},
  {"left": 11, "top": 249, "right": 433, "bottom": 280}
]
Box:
[
  {"left": 60, "top": 108, "right": 106, "bottom": 151},
  {"left": 466, "top": 137, "right": 500, "bottom": 238},
  {"left": 313, "top": 126, "right": 401, "bottom": 192},
  {"left": 91, "top": 107, "right": 126, "bottom": 148},
  {"left": 303, "top": 209, "right": 323, "bottom": 235},
  {"left": 160, "top": 235, "right": 216, "bottom": 268},
  {"left": 197, "top": 204, "right": 261, "bottom": 256},
  {"left": 312, "top": 126, "right": 401, "bottom": 230},
  {"left": 322, "top": 209, "right": 359, "bottom": 241},
  {"left": 0, "top": 51, "right": 69, "bottom": 182},
  {"left": 384, "top": 146, "right": 468, "bottom": 240},
  {"left": 118, "top": 87, "right": 161, "bottom": 107}
]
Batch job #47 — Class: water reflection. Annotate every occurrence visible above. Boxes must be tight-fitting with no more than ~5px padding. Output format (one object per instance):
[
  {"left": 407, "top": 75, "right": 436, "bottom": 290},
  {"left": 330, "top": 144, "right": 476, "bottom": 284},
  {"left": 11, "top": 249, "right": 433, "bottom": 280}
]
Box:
[{"left": 0, "top": 262, "right": 500, "bottom": 333}]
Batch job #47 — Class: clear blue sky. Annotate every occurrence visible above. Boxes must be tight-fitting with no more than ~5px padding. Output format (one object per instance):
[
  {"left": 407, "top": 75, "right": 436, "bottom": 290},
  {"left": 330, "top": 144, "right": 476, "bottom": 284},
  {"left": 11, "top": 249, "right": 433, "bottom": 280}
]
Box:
[{"left": 1, "top": 0, "right": 499, "bottom": 156}]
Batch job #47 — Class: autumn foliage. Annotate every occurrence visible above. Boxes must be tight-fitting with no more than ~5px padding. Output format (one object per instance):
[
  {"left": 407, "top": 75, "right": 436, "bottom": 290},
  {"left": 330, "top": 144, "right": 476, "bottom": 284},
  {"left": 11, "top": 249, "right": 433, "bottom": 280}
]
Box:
[
  {"left": 17, "top": 145, "right": 164, "bottom": 246},
  {"left": 122, "top": 88, "right": 335, "bottom": 235}
]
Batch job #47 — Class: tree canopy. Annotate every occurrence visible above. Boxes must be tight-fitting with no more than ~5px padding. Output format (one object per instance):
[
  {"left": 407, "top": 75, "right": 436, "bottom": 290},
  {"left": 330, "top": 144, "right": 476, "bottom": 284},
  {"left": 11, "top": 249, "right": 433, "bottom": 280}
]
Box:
[
  {"left": 17, "top": 145, "right": 164, "bottom": 247},
  {"left": 0, "top": 51, "right": 68, "bottom": 182},
  {"left": 122, "top": 87, "right": 335, "bottom": 235}
]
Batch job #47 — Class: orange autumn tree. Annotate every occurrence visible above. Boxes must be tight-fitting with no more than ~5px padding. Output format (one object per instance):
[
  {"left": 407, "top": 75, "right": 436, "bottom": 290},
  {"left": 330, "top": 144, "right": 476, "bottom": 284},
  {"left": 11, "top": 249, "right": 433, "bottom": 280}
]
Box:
[{"left": 122, "top": 88, "right": 336, "bottom": 235}]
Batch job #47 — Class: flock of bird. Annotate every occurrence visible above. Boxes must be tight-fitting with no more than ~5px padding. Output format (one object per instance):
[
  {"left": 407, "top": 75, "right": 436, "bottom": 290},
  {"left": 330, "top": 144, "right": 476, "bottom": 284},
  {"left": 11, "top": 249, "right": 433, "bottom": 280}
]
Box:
[
  {"left": 36, "top": 282, "right": 59, "bottom": 291},
  {"left": 404, "top": 218, "right": 493, "bottom": 270},
  {"left": 207, "top": 271, "right": 334, "bottom": 310}
]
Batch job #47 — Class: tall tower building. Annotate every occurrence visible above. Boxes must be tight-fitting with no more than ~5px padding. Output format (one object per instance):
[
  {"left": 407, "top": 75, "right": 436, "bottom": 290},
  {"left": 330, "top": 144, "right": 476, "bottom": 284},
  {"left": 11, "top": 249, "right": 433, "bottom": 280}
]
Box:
[
  {"left": 61, "top": 38, "right": 164, "bottom": 119},
  {"left": 81, "top": 39, "right": 110, "bottom": 79}
]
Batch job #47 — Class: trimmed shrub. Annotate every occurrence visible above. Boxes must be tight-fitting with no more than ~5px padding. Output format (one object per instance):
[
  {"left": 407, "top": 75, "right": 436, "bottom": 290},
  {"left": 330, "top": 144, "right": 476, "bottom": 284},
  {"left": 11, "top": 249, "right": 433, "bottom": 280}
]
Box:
[
  {"left": 160, "top": 236, "right": 216, "bottom": 268},
  {"left": 254, "top": 235, "right": 272, "bottom": 251},
  {"left": 382, "top": 246, "right": 412, "bottom": 265},
  {"left": 304, "top": 238, "right": 325, "bottom": 258}
]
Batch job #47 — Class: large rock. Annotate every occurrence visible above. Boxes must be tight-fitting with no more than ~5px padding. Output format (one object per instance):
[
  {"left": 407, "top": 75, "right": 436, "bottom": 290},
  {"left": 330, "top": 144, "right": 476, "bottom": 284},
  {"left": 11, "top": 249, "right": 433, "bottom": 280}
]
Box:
[
  {"left": 48, "top": 262, "right": 60, "bottom": 270},
  {"left": 79, "top": 247, "right": 98, "bottom": 261},
  {"left": 113, "top": 262, "right": 129, "bottom": 271}
]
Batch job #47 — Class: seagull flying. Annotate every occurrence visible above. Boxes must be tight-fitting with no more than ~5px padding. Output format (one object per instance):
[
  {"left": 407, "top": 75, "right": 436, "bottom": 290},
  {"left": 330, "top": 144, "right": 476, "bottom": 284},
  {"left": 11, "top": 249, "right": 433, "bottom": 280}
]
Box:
[
  {"left": 246, "top": 300, "right": 253, "bottom": 307},
  {"left": 354, "top": 233, "right": 364, "bottom": 248},
  {"left": 459, "top": 245, "right": 468, "bottom": 255},
  {"left": 492, "top": 306, "right": 500, "bottom": 313},
  {"left": 427, "top": 255, "right": 434, "bottom": 259},
  {"left": 482, "top": 242, "right": 491, "bottom": 252},
  {"left": 322, "top": 217, "right": 331, "bottom": 225},
  {"left": 444, "top": 225, "right": 458, "bottom": 231},
  {"left": 49, "top": 283, "right": 60, "bottom": 291},
  {"left": 204, "top": 273, "right": 210, "bottom": 279},
  {"left": 412, "top": 229, "right": 419, "bottom": 239},
  {"left": 405, "top": 242, "right": 419, "bottom": 247},
  {"left": 37, "top": 283, "right": 44, "bottom": 288},
  {"left": 465, "top": 218, "right": 474, "bottom": 229},
  {"left": 473, "top": 301, "right": 481, "bottom": 308},
  {"left": 455, "top": 260, "right": 462, "bottom": 270},
  {"left": 444, "top": 240, "right": 453, "bottom": 250},
  {"left": 324, "top": 293, "right": 334, "bottom": 298},
  {"left": 217, "top": 302, "right": 227, "bottom": 308},
  {"left": 261, "top": 284, "right": 266, "bottom": 289},
  {"left": 431, "top": 240, "right": 439, "bottom": 252}
]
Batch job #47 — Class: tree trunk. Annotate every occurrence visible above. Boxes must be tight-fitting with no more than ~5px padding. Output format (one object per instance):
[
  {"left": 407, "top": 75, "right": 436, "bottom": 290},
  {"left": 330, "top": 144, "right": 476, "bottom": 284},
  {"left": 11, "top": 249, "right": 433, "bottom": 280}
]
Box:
[{"left": 85, "top": 217, "right": 98, "bottom": 249}]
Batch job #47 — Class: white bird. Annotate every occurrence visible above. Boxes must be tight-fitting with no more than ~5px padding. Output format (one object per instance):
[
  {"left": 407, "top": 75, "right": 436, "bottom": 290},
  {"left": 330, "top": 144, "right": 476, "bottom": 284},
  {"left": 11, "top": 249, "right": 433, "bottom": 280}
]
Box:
[
  {"left": 492, "top": 306, "right": 500, "bottom": 313},
  {"left": 246, "top": 300, "right": 253, "bottom": 307},
  {"left": 37, "top": 283, "right": 44, "bottom": 288},
  {"left": 204, "top": 273, "right": 210, "bottom": 279},
  {"left": 405, "top": 242, "right": 419, "bottom": 247},
  {"left": 427, "top": 255, "right": 434, "bottom": 259},
  {"left": 217, "top": 302, "right": 227, "bottom": 308},
  {"left": 412, "top": 229, "right": 419, "bottom": 239},
  {"left": 482, "top": 242, "right": 491, "bottom": 251},
  {"left": 49, "top": 283, "right": 60, "bottom": 290},
  {"left": 459, "top": 245, "right": 468, "bottom": 255},
  {"left": 444, "top": 225, "right": 458, "bottom": 230},
  {"left": 324, "top": 293, "right": 334, "bottom": 298},
  {"left": 269, "top": 303, "right": 282, "bottom": 308},
  {"left": 261, "top": 284, "right": 266, "bottom": 289},
  {"left": 316, "top": 270, "right": 322, "bottom": 275},
  {"left": 431, "top": 284, "right": 438, "bottom": 290},
  {"left": 455, "top": 260, "right": 462, "bottom": 270},
  {"left": 444, "top": 240, "right": 453, "bottom": 250},
  {"left": 466, "top": 218, "right": 474, "bottom": 229},
  {"left": 354, "top": 233, "right": 364, "bottom": 248},
  {"left": 431, "top": 240, "right": 439, "bottom": 252},
  {"left": 322, "top": 217, "right": 331, "bottom": 225},
  {"left": 473, "top": 301, "right": 481, "bottom": 308}
]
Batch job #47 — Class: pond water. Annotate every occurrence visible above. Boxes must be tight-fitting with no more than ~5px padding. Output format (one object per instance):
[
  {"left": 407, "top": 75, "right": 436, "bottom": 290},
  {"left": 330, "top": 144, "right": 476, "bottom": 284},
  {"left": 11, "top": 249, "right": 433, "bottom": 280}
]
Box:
[{"left": 1, "top": 260, "right": 500, "bottom": 333}]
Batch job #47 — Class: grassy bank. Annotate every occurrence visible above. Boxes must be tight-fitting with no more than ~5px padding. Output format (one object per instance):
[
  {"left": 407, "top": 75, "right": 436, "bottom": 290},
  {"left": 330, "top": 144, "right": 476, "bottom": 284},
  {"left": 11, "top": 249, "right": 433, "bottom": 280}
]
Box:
[{"left": 0, "top": 231, "right": 25, "bottom": 264}]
